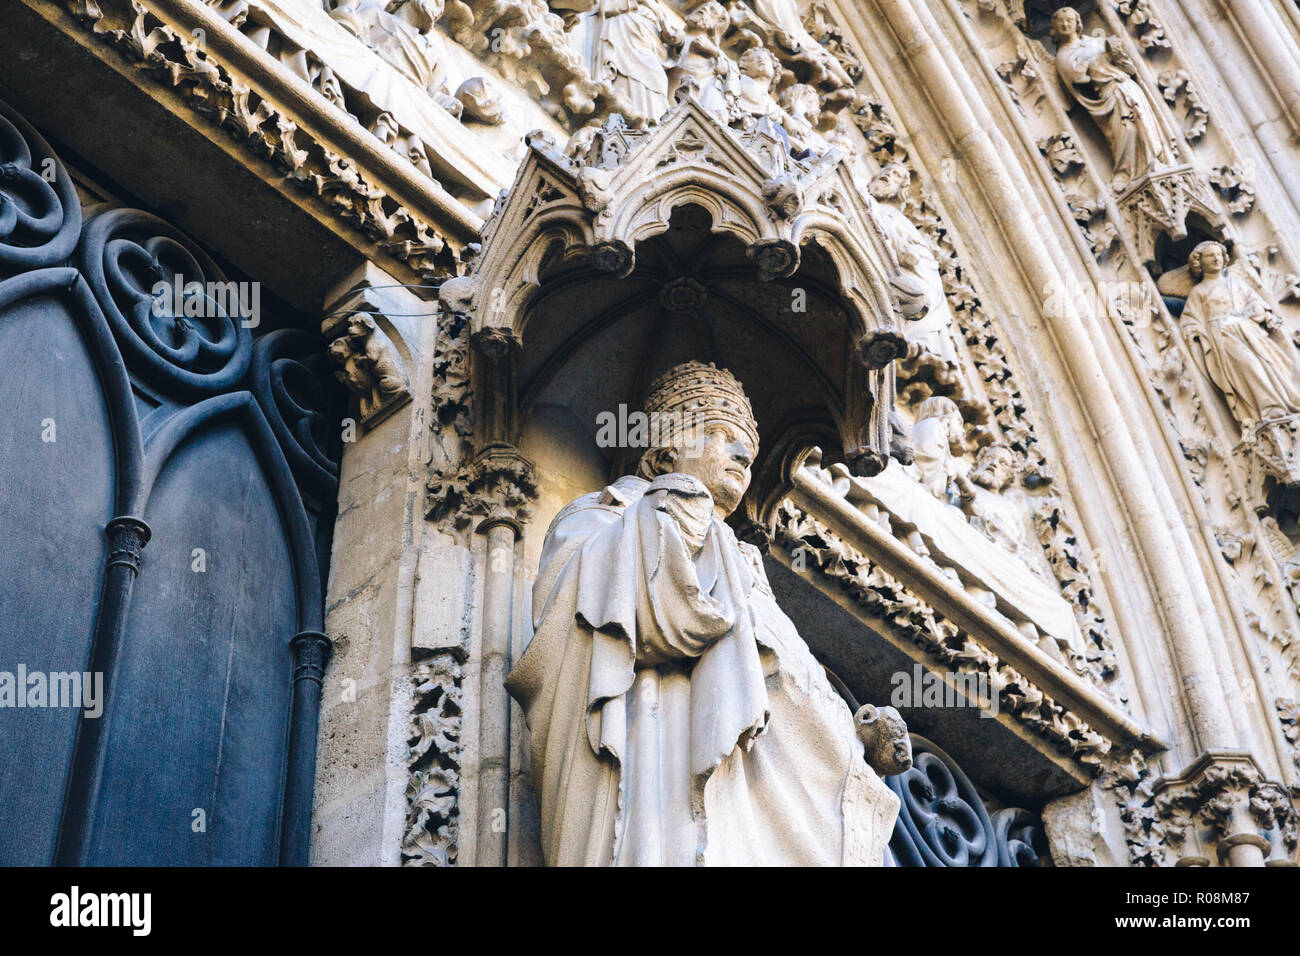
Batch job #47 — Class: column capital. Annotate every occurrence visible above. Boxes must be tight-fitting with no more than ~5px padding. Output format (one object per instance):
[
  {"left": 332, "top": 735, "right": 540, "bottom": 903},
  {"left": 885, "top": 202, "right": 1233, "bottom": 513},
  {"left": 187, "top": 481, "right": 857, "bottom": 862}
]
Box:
[{"left": 1153, "top": 749, "right": 1298, "bottom": 865}]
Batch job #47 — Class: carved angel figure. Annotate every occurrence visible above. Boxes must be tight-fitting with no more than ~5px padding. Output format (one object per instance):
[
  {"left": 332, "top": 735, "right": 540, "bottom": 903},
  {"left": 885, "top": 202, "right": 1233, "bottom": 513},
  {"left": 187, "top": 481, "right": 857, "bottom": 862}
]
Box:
[
  {"left": 909, "top": 395, "right": 967, "bottom": 505},
  {"left": 1049, "top": 6, "right": 1178, "bottom": 189},
  {"left": 778, "top": 82, "right": 822, "bottom": 150},
  {"left": 733, "top": 48, "right": 777, "bottom": 118},
  {"left": 1179, "top": 241, "right": 1300, "bottom": 429},
  {"left": 669, "top": 1, "right": 739, "bottom": 121},
  {"left": 868, "top": 164, "right": 959, "bottom": 364},
  {"left": 725, "top": 0, "right": 852, "bottom": 89}
]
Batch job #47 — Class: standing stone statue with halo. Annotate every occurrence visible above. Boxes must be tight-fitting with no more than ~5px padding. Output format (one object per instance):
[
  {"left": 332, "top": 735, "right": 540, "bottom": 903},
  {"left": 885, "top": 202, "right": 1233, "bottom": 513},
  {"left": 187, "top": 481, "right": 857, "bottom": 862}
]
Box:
[{"left": 506, "top": 361, "right": 911, "bottom": 866}]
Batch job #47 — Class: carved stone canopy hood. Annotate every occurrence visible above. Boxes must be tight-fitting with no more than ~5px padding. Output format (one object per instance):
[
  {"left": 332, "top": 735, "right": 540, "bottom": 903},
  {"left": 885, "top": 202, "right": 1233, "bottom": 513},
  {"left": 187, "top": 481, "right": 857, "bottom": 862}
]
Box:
[{"left": 439, "top": 98, "right": 924, "bottom": 528}]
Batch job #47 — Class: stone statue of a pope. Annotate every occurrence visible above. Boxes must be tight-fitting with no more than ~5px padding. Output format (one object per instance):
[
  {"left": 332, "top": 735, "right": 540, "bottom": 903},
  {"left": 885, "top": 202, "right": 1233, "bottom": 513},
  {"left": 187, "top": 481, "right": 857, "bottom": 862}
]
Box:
[{"left": 506, "top": 361, "right": 910, "bottom": 866}]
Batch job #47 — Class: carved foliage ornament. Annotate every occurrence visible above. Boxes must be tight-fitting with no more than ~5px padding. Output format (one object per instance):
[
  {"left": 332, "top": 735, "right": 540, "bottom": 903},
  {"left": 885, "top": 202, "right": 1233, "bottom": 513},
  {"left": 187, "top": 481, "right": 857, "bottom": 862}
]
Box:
[
  {"left": 772, "top": 498, "right": 1112, "bottom": 764},
  {"left": 427, "top": 441, "right": 538, "bottom": 532},
  {"left": 1152, "top": 753, "right": 1297, "bottom": 863},
  {"left": 403, "top": 654, "right": 462, "bottom": 866}
]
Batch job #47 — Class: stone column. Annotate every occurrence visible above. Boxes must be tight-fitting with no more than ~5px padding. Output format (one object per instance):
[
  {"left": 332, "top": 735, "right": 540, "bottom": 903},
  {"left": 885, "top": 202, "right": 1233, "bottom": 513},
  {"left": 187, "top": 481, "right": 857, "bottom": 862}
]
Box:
[
  {"left": 476, "top": 510, "right": 520, "bottom": 864},
  {"left": 466, "top": 444, "right": 536, "bottom": 867}
]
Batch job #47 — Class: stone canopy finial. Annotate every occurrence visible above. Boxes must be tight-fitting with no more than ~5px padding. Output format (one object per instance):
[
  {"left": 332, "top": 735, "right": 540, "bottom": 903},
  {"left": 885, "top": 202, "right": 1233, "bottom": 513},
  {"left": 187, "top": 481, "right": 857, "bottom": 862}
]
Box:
[{"left": 642, "top": 360, "right": 760, "bottom": 453}]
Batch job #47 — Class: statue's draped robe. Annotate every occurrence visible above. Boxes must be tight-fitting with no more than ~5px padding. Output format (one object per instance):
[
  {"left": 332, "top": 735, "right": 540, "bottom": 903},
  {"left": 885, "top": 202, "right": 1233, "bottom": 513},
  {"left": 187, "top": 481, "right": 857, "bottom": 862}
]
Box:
[
  {"left": 506, "top": 474, "right": 899, "bottom": 866},
  {"left": 592, "top": 1, "right": 671, "bottom": 121},
  {"left": 1182, "top": 274, "right": 1300, "bottom": 425},
  {"left": 873, "top": 202, "right": 958, "bottom": 365},
  {"left": 330, "top": 5, "right": 442, "bottom": 96},
  {"left": 1055, "top": 35, "right": 1176, "bottom": 184}
]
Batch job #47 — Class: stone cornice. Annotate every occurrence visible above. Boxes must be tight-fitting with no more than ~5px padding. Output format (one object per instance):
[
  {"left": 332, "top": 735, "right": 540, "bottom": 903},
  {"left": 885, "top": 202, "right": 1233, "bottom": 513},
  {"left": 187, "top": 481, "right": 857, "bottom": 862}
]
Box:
[
  {"left": 146, "top": 0, "right": 481, "bottom": 237},
  {"left": 789, "top": 467, "right": 1165, "bottom": 758},
  {"left": 34, "top": 0, "right": 481, "bottom": 280}
]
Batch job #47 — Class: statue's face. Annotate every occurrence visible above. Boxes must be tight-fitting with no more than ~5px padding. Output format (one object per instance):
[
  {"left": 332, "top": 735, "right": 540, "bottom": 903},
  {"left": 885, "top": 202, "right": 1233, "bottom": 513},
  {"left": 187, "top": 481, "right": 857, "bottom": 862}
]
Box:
[
  {"left": 976, "top": 448, "right": 1014, "bottom": 489},
  {"left": 1049, "top": 8, "right": 1080, "bottom": 43},
  {"left": 869, "top": 164, "right": 908, "bottom": 201},
  {"left": 740, "top": 52, "right": 774, "bottom": 83},
  {"left": 673, "top": 419, "right": 754, "bottom": 518},
  {"left": 689, "top": 2, "right": 726, "bottom": 34},
  {"left": 1198, "top": 243, "right": 1226, "bottom": 275}
]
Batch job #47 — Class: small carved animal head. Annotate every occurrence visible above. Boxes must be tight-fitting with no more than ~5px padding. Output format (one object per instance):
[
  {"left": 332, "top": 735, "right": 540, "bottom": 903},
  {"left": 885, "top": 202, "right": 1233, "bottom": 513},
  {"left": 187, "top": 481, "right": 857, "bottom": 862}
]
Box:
[
  {"left": 346, "top": 313, "right": 378, "bottom": 340},
  {"left": 855, "top": 703, "right": 913, "bottom": 776}
]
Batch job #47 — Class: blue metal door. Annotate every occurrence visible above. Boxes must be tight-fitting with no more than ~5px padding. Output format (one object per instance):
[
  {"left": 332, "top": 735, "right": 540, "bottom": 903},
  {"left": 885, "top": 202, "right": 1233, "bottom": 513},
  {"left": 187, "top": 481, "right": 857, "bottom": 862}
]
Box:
[{"left": 0, "top": 100, "right": 340, "bottom": 865}]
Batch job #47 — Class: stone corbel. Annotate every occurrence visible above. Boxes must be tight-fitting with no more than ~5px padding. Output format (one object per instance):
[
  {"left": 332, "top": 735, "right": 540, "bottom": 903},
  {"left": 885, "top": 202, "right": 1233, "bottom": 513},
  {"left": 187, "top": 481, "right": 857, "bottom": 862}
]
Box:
[
  {"left": 838, "top": 331, "right": 913, "bottom": 478},
  {"left": 322, "top": 280, "right": 413, "bottom": 430}
]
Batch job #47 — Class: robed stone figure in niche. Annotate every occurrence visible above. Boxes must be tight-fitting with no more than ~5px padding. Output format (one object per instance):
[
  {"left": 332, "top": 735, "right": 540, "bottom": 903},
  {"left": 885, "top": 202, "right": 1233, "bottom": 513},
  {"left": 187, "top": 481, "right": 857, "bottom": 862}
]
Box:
[
  {"left": 868, "top": 163, "right": 959, "bottom": 365},
  {"left": 506, "top": 362, "right": 911, "bottom": 866},
  {"left": 589, "top": 0, "right": 680, "bottom": 122},
  {"left": 1049, "top": 6, "right": 1178, "bottom": 189},
  {"left": 1179, "top": 240, "right": 1300, "bottom": 429}
]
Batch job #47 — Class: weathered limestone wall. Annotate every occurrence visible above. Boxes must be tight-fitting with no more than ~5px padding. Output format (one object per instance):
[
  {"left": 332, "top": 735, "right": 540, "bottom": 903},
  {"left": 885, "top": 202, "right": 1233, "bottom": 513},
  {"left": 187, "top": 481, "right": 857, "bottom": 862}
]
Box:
[{"left": 312, "top": 264, "right": 438, "bottom": 864}]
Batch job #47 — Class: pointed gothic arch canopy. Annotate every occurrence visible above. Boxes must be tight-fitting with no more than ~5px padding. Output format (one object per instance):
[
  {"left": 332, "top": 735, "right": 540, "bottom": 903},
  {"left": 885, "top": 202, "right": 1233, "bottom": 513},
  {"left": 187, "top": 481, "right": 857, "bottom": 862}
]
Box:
[{"left": 439, "top": 100, "right": 926, "bottom": 526}]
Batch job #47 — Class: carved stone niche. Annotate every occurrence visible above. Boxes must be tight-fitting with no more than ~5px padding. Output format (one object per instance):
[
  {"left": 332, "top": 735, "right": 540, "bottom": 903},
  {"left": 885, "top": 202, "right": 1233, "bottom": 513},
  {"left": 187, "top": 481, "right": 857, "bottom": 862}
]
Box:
[
  {"left": 322, "top": 273, "right": 414, "bottom": 429},
  {"left": 1117, "top": 166, "right": 1222, "bottom": 268},
  {"left": 434, "top": 100, "right": 923, "bottom": 535}
]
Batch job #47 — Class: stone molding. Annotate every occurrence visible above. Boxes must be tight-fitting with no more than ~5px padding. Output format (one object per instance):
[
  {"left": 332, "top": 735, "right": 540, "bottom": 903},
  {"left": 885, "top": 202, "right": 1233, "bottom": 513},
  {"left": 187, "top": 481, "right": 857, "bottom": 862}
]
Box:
[
  {"left": 785, "top": 468, "right": 1163, "bottom": 763},
  {"left": 43, "top": 0, "right": 476, "bottom": 280}
]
